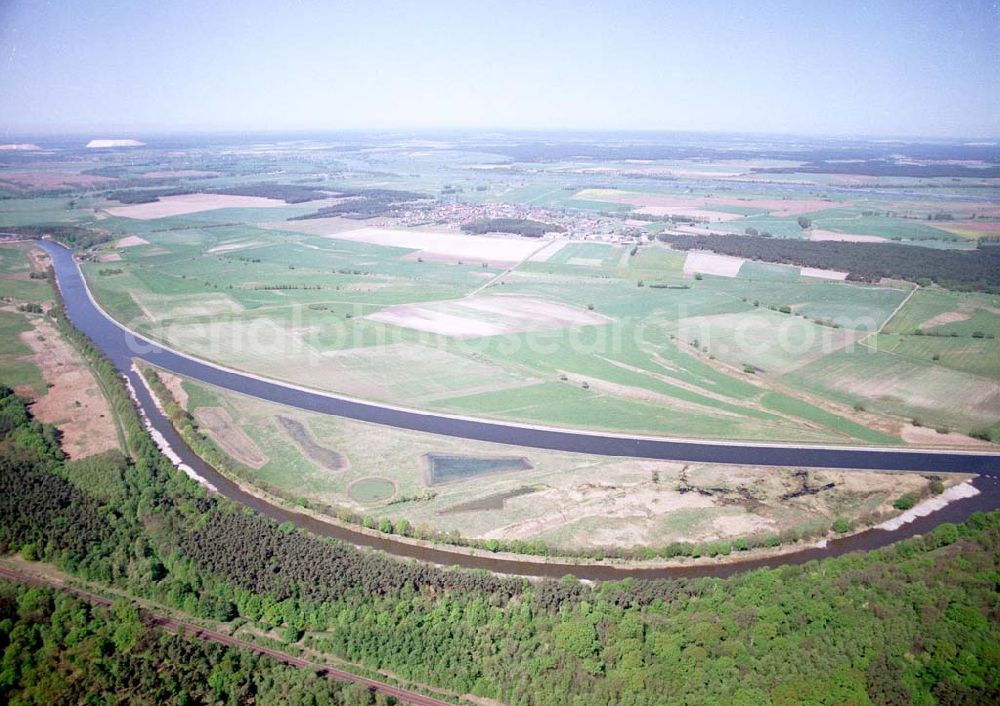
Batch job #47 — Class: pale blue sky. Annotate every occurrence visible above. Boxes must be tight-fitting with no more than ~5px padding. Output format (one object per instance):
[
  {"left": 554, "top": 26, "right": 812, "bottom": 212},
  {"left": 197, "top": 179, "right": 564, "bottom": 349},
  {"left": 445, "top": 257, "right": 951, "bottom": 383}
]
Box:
[{"left": 2, "top": 0, "right": 998, "bottom": 137}]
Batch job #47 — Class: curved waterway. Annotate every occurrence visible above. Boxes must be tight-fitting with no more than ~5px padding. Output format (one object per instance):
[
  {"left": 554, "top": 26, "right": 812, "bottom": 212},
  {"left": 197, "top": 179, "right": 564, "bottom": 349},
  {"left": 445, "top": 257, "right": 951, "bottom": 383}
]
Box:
[{"left": 40, "top": 241, "right": 1000, "bottom": 580}]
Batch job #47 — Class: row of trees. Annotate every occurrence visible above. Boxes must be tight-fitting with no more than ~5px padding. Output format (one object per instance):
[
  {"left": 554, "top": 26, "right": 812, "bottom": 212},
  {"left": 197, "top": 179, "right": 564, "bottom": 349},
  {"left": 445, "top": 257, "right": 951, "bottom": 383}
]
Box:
[
  {"left": 107, "top": 182, "right": 333, "bottom": 205},
  {"left": 658, "top": 233, "right": 1000, "bottom": 291},
  {"left": 461, "top": 218, "right": 566, "bottom": 237},
  {"left": 291, "top": 189, "right": 430, "bottom": 220}
]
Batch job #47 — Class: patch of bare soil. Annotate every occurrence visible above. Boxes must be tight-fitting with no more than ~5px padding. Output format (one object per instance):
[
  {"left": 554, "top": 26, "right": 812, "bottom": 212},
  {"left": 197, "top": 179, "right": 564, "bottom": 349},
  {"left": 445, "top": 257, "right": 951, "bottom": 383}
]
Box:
[
  {"left": 920, "top": 311, "right": 970, "bottom": 329},
  {"left": 810, "top": 230, "right": 888, "bottom": 243},
  {"left": 558, "top": 369, "right": 743, "bottom": 419},
  {"left": 666, "top": 330, "right": 905, "bottom": 439},
  {"left": 901, "top": 424, "right": 995, "bottom": 448},
  {"left": 276, "top": 416, "right": 347, "bottom": 471},
  {"left": 158, "top": 371, "right": 190, "bottom": 409},
  {"left": 116, "top": 235, "right": 150, "bottom": 248},
  {"left": 367, "top": 294, "right": 609, "bottom": 338},
  {"left": 20, "top": 315, "right": 118, "bottom": 458},
  {"left": 0, "top": 171, "right": 115, "bottom": 189},
  {"left": 194, "top": 407, "right": 267, "bottom": 468},
  {"left": 26, "top": 247, "right": 50, "bottom": 273},
  {"left": 142, "top": 170, "right": 220, "bottom": 178},
  {"left": 106, "top": 193, "right": 287, "bottom": 220}
]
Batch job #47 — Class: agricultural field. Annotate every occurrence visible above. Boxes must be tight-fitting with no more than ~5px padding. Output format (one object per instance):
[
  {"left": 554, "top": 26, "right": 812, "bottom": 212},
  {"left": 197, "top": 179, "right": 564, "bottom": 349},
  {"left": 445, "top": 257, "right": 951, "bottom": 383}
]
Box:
[
  {"left": 164, "top": 372, "right": 952, "bottom": 554},
  {"left": 0, "top": 243, "right": 119, "bottom": 458},
  {"left": 1, "top": 133, "right": 996, "bottom": 453},
  {"left": 75, "top": 215, "right": 993, "bottom": 444}
]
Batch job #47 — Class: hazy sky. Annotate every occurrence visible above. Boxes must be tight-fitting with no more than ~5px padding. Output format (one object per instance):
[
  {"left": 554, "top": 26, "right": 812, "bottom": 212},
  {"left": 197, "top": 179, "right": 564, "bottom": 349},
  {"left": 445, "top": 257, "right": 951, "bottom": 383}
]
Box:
[{"left": 2, "top": 0, "right": 998, "bottom": 137}]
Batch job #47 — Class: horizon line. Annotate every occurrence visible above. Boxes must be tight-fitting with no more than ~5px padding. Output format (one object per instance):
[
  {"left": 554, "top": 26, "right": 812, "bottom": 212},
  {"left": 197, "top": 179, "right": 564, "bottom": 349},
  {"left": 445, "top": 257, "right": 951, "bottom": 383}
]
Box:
[{"left": 3, "top": 125, "right": 999, "bottom": 143}]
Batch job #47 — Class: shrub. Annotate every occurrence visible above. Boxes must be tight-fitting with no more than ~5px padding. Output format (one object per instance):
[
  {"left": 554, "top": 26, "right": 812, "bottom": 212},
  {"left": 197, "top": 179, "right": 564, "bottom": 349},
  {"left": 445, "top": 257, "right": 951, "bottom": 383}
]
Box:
[
  {"left": 893, "top": 494, "right": 917, "bottom": 511},
  {"left": 833, "top": 517, "right": 851, "bottom": 533}
]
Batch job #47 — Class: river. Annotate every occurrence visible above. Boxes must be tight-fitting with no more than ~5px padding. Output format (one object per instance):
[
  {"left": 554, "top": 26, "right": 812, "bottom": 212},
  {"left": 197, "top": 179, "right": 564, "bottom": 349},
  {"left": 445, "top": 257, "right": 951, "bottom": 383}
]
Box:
[{"left": 39, "top": 240, "right": 1000, "bottom": 580}]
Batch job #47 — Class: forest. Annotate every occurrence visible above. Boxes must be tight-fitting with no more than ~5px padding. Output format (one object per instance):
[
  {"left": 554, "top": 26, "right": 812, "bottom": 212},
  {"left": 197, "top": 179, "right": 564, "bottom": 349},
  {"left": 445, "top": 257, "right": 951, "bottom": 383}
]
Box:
[
  {"left": 0, "top": 224, "right": 113, "bottom": 250},
  {"left": 461, "top": 218, "right": 566, "bottom": 237},
  {"left": 1, "top": 368, "right": 998, "bottom": 705},
  {"left": 658, "top": 233, "right": 1000, "bottom": 291},
  {"left": 291, "top": 189, "right": 430, "bottom": 220},
  {"left": 106, "top": 183, "right": 332, "bottom": 205},
  {"left": 750, "top": 160, "right": 1000, "bottom": 178},
  {"left": 0, "top": 581, "right": 396, "bottom": 705}
]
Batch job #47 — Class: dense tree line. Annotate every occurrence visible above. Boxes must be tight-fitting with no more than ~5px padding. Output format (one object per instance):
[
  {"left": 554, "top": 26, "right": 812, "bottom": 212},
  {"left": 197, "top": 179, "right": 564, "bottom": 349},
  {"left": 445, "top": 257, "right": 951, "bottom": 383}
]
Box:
[
  {"left": 291, "top": 189, "right": 430, "bottom": 220},
  {"left": 0, "top": 582, "right": 395, "bottom": 705},
  {"left": 658, "top": 233, "right": 1000, "bottom": 291},
  {"left": 106, "top": 183, "right": 332, "bottom": 205},
  {"left": 106, "top": 187, "right": 195, "bottom": 204},
  {"left": 0, "top": 224, "right": 114, "bottom": 250},
  {"left": 752, "top": 160, "right": 1000, "bottom": 178},
  {"left": 461, "top": 217, "right": 566, "bottom": 237}
]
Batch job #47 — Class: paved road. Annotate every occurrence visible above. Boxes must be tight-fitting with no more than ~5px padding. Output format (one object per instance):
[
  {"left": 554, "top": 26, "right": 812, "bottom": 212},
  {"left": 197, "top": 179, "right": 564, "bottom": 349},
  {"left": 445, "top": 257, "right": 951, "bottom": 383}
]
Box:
[
  {"left": 0, "top": 565, "right": 454, "bottom": 706},
  {"left": 40, "top": 240, "right": 1000, "bottom": 474}
]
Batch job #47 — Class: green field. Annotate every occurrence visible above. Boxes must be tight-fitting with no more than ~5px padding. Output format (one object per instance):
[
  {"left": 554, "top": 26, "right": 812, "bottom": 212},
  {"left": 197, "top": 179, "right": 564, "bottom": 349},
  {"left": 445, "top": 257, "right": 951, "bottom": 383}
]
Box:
[
  {"left": 883, "top": 288, "right": 1000, "bottom": 335},
  {"left": 815, "top": 214, "right": 962, "bottom": 242},
  {"left": 0, "top": 244, "right": 54, "bottom": 394},
  {"left": 77, "top": 221, "right": 993, "bottom": 443},
  {"left": 0, "top": 309, "right": 45, "bottom": 394},
  {"left": 2, "top": 139, "right": 993, "bottom": 448},
  {"left": 167, "top": 374, "right": 941, "bottom": 553}
]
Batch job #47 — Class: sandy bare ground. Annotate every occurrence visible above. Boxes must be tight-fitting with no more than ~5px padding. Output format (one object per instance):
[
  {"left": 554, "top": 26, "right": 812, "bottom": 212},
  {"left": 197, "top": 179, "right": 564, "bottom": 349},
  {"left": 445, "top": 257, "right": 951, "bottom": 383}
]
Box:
[
  {"left": 86, "top": 139, "right": 144, "bottom": 148},
  {"left": 931, "top": 221, "right": 1000, "bottom": 238},
  {"left": 262, "top": 215, "right": 395, "bottom": 236},
  {"left": 206, "top": 240, "right": 267, "bottom": 254},
  {"left": 26, "top": 248, "right": 50, "bottom": 272},
  {"left": 142, "top": 169, "right": 220, "bottom": 178},
  {"left": 635, "top": 206, "right": 743, "bottom": 222},
  {"left": 574, "top": 188, "right": 835, "bottom": 217},
  {"left": 876, "top": 482, "right": 979, "bottom": 531},
  {"left": 527, "top": 239, "right": 573, "bottom": 261},
  {"left": 158, "top": 371, "right": 190, "bottom": 409},
  {"left": 800, "top": 266, "right": 849, "bottom": 281},
  {"left": 810, "top": 230, "right": 888, "bottom": 243},
  {"left": 116, "top": 235, "right": 149, "bottom": 248},
  {"left": 20, "top": 315, "right": 118, "bottom": 458},
  {"left": 98, "top": 252, "right": 122, "bottom": 263},
  {"left": 682, "top": 251, "right": 745, "bottom": 278},
  {"left": 479, "top": 463, "right": 935, "bottom": 548},
  {"left": 106, "top": 193, "right": 288, "bottom": 220},
  {"left": 325, "top": 227, "right": 552, "bottom": 264},
  {"left": 0, "top": 171, "right": 114, "bottom": 189},
  {"left": 488, "top": 484, "right": 719, "bottom": 546},
  {"left": 366, "top": 294, "right": 610, "bottom": 338},
  {"left": 921, "top": 311, "right": 970, "bottom": 328},
  {"left": 901, "top": 424, "right": 996, "bottom": 447},
  {"left": 194, "top": 407, "right": 267, "bottom": 468},
  {"left": 558, "top": 370, "right": 743, "bottom": 419}
]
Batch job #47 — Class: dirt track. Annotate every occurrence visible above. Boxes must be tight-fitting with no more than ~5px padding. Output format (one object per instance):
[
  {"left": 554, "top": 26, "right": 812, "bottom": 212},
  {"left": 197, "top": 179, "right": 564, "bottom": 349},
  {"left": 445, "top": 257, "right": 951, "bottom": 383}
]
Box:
[{"left": 0, "top": 565, "right": 455, "bottom": 706}]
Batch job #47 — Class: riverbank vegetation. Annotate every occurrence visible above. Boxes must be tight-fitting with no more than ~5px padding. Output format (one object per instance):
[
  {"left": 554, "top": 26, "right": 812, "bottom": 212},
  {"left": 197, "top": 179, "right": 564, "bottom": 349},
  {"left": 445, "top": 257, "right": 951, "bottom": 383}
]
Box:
[
  {"left": 0, "top": 382, "right": 997, "bottom": 704},
  {"left": 140, "top": 365, "right": 948, "bottom": 566}
]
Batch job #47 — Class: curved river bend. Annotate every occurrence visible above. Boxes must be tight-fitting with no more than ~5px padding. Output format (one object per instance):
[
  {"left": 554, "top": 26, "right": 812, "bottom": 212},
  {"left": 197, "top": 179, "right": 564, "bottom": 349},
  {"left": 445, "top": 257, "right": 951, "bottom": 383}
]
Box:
[{"left": 40, "top": 241, "right": 1000, "bottom": 580}]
